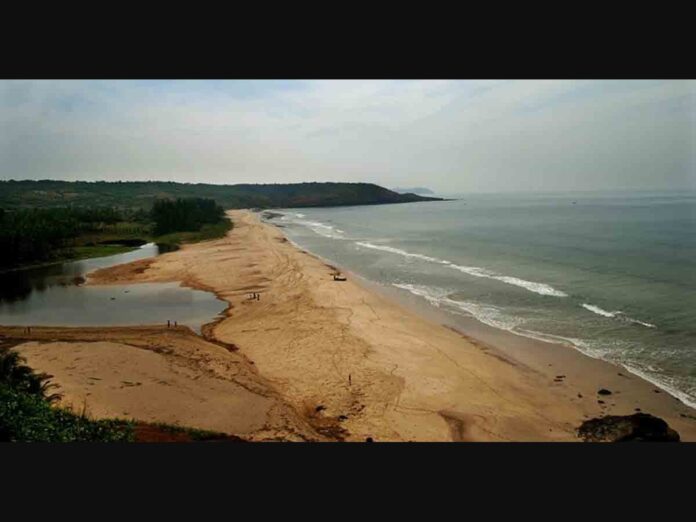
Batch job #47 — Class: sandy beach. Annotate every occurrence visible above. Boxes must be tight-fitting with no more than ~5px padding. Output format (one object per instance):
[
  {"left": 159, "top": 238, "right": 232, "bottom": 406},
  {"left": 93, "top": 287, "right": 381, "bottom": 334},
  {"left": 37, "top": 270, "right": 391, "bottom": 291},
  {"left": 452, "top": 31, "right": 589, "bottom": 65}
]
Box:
[{"left": 8, "top": 210, "right": 696, "bottom": 441}]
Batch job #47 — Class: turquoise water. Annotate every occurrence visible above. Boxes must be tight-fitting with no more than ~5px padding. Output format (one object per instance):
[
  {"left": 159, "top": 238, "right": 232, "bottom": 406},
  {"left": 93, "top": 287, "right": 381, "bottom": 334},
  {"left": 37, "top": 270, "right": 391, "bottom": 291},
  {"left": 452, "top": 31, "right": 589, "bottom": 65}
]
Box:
[
  {"left": 0, "top": 244, "right": 227, "bottom": 334},
  {"left": 270, "top": 192, "right": 696, "bottom": 407}
]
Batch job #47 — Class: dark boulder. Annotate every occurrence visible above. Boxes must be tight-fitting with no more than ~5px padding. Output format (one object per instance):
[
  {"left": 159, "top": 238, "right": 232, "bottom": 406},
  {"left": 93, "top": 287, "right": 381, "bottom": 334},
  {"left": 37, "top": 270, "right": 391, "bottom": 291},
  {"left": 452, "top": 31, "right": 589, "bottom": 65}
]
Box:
[
  {"left": 577, "top": 413, "right": 680, "bottom": 442},
  {"left": 597, "top": 388, "right": 612, "bottom": 395}
]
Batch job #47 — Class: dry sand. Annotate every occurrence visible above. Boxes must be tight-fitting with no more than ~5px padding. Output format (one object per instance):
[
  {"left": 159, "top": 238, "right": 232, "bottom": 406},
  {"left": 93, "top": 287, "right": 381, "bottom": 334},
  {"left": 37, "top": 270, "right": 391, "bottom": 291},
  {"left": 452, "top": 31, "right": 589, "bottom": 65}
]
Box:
[
  {"left": 2, "top": 325, "right": 320, "bottom": 441},
  {"left": 7, "top": 209, "right": 696, "bottom": 441}
]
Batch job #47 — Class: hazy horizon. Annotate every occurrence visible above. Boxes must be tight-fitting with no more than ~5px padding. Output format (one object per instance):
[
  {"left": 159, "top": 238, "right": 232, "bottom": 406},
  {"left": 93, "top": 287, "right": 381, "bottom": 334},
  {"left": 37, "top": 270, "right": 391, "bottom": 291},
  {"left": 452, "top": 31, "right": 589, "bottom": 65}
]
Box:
[{"left": 2, "top": 80, "right": 695, "bottom": 193}]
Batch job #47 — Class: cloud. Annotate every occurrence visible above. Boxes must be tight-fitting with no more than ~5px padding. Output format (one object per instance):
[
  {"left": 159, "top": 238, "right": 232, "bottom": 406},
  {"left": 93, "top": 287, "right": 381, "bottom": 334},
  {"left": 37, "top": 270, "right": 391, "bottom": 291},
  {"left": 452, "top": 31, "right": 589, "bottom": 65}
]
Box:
[{"left": 1, "top": 80, "right": 694, "bottom": 192}]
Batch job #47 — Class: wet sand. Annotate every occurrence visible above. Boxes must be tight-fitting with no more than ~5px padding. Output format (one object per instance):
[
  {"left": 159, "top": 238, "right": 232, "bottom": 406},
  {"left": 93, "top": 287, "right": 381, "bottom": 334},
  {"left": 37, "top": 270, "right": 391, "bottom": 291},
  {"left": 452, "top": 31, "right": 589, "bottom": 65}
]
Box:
[{"left": 8, "top": 209, "right": 696, "bottom": 441}]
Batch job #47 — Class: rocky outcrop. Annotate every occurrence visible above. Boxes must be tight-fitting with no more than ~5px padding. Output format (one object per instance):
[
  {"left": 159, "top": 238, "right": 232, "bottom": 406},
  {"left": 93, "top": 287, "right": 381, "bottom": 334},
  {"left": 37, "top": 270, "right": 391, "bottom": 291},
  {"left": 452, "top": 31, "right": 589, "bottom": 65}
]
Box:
[{"left": 577, "top": 413, "right": 680, "bottom": 442}]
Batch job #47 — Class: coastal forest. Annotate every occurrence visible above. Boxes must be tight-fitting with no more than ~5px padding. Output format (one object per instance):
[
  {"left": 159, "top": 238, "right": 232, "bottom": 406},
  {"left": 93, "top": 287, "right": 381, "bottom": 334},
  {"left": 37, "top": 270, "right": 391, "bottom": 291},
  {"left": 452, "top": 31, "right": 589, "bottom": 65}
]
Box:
[
  {"left": 0, "top": 198, "right": 230, "bottom": 270},
  {"left": 0, "top": 180, "right": 441, "bottom": 210}
]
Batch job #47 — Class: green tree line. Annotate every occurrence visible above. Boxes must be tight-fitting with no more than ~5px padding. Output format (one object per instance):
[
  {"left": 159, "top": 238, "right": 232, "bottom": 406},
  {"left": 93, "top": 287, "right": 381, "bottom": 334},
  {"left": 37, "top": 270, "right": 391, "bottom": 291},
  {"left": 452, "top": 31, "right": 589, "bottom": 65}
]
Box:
[
  {"left": 150, "top": 198, "right": 225, "bottom": 235},
  {"left": 0, "top": 206, "right": 130, "bottom": 268},
  {"left": 0, "top": 199, "right": 227, "bottom": 269}
]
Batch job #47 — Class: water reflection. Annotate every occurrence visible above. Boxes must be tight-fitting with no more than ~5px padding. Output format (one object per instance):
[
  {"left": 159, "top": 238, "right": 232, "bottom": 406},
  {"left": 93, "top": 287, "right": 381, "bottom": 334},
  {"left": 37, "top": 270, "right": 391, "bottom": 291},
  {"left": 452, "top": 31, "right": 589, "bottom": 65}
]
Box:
[{"left": 0, "top": 244, "right": 226, "bottom": 334}]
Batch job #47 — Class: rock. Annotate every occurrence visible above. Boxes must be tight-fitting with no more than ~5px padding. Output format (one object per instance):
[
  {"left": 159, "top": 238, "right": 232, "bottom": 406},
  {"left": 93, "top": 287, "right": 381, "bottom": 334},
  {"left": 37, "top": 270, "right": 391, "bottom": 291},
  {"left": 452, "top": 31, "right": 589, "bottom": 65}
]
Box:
[
  {"left": 598, "top": 388, "right": 612, "bottom": 395},
  {"left": 365, "top": 437, "right": 374, "bottom": 443},
  {"left": 577, "top": 413, "right": 680, "bottom": 442},
  {"left": 598, "top": 400, "right": 605, "bottom": 404},
  {"left": 577, "top": 393, "right": 583, "bottom": 398}
]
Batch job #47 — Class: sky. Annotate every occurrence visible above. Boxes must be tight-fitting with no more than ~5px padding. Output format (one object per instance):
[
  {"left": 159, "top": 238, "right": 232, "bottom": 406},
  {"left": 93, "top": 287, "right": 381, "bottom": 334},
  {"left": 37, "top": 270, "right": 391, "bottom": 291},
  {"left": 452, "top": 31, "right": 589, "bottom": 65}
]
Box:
[{"left": 1, "top": 79, "right": 695, "bottom": 194}]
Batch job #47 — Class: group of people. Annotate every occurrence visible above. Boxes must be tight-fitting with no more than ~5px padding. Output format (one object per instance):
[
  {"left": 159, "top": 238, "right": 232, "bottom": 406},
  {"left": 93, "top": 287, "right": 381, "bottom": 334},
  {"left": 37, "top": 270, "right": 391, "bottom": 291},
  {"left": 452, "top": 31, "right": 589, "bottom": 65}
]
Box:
[
  {"left": 166, "top": 320, "right": 178, "bottom": 327},
  {"left": 248, "top": 292, "right": 261, "bottom": 300}
]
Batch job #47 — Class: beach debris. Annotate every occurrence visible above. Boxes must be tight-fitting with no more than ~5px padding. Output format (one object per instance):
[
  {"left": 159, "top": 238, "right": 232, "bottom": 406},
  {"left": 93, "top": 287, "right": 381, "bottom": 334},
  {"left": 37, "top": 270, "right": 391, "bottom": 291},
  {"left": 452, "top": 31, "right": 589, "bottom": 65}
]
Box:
[
  {"left": 338, "top": 415, "right": 348, "bottom": 421},
  {"left": 333, "top": 274, "right": 347, "bottom": 281},
  {"left": 598, "top": 400, "right": 605, "bottom": 404},
  {"left": 577, "top": 393, "right": 583, "bottom": 398},
  {"left": 315, "top": 405, "right": 326, "bottom": 413},
  {"left": 577, "top": 413, "right": 680, "bottom": 442},
  {"left": 653, "top": 389, "right": 661, "bottom": 393},
  {"left": 597, "top": 388, "right": 612, "bottom": 395}
]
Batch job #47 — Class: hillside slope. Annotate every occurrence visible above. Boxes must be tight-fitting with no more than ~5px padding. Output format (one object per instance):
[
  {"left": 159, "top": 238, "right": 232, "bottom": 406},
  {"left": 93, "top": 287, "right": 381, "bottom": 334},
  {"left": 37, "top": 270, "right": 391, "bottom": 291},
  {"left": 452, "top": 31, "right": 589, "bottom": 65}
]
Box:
[{"left": 0, "top": 180, "right": 442, "bottom": 210}]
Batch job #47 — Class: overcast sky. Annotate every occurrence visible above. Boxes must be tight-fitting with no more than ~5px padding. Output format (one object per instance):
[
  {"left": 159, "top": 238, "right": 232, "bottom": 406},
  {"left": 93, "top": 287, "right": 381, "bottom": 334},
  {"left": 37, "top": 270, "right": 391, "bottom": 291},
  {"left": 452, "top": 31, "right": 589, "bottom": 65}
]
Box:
[{"left": 1, "top": 80, "right": 694, "bottom": 193}]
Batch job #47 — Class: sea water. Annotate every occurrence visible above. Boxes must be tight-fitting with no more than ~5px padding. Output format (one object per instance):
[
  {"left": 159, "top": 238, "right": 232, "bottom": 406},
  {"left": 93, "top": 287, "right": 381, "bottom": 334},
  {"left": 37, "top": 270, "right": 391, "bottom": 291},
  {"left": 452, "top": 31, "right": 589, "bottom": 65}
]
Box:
[{"left": 270, "top": 192, "right": 696, "bottom": 408}]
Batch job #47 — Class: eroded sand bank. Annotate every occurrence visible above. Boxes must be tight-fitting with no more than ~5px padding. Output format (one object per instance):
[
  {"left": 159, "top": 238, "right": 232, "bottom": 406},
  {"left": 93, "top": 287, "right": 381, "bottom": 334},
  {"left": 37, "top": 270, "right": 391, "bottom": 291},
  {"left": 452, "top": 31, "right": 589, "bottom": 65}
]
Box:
[{"left": 9, "top": 210, "right": 696, "bottom": 441}]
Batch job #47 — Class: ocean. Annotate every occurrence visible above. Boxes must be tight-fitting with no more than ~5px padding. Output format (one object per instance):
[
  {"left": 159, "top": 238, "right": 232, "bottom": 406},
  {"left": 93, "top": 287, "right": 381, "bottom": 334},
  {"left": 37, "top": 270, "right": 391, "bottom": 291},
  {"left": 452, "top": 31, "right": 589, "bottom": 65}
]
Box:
[{"left": 270, "top": 192, "right": 696, "bottom": 408}]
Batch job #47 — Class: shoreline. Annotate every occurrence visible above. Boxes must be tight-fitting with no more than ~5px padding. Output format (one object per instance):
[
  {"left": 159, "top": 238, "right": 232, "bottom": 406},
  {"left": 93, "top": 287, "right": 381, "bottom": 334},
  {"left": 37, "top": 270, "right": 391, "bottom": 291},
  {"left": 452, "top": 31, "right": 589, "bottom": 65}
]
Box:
[
  {"left": 271, "top": 216, "right": 696, "bottom": 414},
  {"left": 11, "top": 209, "right": 696, "bottom": 441}
]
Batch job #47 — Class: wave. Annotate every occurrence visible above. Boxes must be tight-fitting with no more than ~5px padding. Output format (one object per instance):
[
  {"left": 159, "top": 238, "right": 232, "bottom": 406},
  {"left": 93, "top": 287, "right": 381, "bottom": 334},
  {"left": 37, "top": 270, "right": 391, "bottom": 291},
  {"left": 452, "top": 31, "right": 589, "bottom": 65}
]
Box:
[
  {"left": 360, "top": 242, "right": 567, "bottom": 297},
  {"left": 582, "top": 303, "right": 656, "bottom": 328},
  {"left": 582, "top": 303, "right": 616, "bottom": 317},
  {"left": 296, "top": 219, "right": 345, "bottom": 239},
  {"left": 356, "top": 242, "right": 450, "bottom": 265},
  {"left": 393, "top": 283, "right": 525, "bottom": 332},
  {"left": 393, "top": 283, "right": 692, "bottom": 408},
  {"left": 623, "top": 317, "right": 656, "bottom": 329}
]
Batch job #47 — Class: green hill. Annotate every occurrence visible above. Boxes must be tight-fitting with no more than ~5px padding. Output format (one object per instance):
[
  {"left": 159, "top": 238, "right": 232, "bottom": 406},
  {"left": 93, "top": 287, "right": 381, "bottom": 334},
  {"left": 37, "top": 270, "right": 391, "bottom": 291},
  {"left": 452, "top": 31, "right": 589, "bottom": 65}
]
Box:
[{"left": 0, "top": 180, "right": 442, "bottom": 210}]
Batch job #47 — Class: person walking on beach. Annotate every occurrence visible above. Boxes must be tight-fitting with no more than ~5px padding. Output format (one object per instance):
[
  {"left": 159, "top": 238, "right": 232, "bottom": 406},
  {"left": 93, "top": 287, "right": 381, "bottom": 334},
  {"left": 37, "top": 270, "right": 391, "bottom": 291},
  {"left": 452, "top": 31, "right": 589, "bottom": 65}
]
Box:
[{"left": 167, "top": 320, "right": 170, "bottom": 328}]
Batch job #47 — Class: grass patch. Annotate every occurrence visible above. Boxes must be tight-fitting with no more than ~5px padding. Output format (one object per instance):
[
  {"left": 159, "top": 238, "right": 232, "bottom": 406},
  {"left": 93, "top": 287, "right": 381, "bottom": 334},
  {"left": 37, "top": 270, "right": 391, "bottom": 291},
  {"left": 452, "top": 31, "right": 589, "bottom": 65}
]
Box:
[
  {"left": 0, "top": 347, "right": 134, "bottom": 442},
  {"left": 0, "top": 385, "right": 135, "bottom": 442}
]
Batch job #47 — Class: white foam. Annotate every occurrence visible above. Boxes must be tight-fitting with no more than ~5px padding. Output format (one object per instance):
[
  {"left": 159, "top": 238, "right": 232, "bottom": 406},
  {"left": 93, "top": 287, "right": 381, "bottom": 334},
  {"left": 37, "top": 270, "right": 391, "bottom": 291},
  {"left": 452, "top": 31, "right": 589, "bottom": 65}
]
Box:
[
  {"left": 297, "top": 219, "right": 345, "bottom": 239},
  {"left": 393, "top": 284, "right": 691, "bottom": 408},
  {"left": 582, "top": 304, "right": 656, "bottom": 328},
  {"left": 489, "top": 275, "right": 568, "bottom": 297},
  {"left": 582, "top": 303, "right": 616, "bottom": 317},
  {"left": 620, "top": 314, "right": 657, "bottom": 329},
  {"left": 618, "top": 362, "right": 696, "bottom": 409},
  {"left": 358, "top": 242, "right": 567, "bottom": 297},
  {"left": 392, "top": 283, "right": 524, "bottom": 332},
  {"left": 356, "top": 242, "right": 450, "bottom": 265}
]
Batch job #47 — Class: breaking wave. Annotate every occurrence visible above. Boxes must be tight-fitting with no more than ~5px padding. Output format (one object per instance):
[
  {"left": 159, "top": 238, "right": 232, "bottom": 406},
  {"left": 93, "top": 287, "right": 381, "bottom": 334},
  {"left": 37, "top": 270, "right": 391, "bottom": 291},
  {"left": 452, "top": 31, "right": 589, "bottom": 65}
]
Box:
[{"left": 359, "top": 242, "right": 567, "bottom": 297}]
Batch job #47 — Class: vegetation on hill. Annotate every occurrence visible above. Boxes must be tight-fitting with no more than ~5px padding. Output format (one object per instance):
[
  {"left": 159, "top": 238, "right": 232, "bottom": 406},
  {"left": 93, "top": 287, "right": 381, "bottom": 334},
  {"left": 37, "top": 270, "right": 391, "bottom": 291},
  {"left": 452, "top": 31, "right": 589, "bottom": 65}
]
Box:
[
  {"left": 0, "top": 180, "right": 442, "bottom": 210},
  {"left": 0, "top": 180, "right": 441, "bottom": 269}
]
